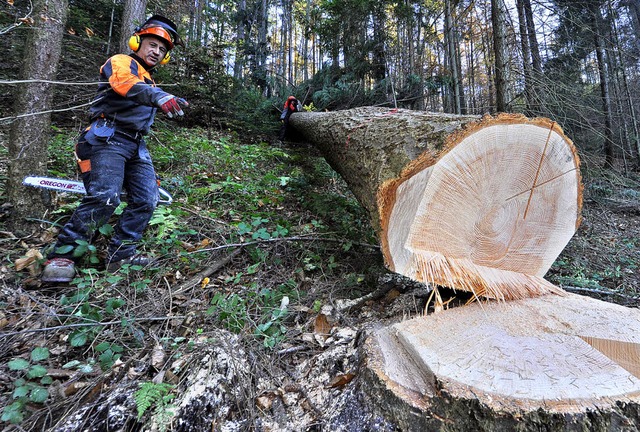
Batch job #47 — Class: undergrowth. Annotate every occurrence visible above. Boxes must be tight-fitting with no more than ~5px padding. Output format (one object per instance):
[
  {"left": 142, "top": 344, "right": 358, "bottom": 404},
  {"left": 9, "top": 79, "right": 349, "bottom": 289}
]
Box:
[
  {"left": 0, "top": 125, "right": 379, "bottom": 427},
  {"left": 4, "top": 125, "right": 639, "bottom": 428}
]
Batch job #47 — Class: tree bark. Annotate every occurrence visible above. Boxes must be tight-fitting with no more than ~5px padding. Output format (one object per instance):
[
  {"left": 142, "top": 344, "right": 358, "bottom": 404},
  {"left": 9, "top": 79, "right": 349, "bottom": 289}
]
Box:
[
  {"left": 119, "top": 0, "right": 147, "bottom": 54},
  {"left": 591, "top": 3, "right": 616, "bottom": 169},
  {"left": 491, "top": 0, "right": 510, "bottom": 112},
  {"left": 233, "top": 0, "right": 246, "bottom": 81},
  {"left": 289, "top": 107, "right": 582, "bottom": 300},
  {"left": 444, "top": 0, "right": 462, "bottom": 114},
  {"left": 6, "top": 0, "right": 68, "bottom": 234},
  {"left": 516, "top": 0, "right": 533, "bottom": 114}
]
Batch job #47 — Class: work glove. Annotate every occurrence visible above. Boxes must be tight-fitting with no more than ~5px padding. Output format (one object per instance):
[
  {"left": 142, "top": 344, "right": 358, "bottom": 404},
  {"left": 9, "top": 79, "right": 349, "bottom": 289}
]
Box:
[{"left": 157, "top": 95, "right": 189, "bottom": 118}]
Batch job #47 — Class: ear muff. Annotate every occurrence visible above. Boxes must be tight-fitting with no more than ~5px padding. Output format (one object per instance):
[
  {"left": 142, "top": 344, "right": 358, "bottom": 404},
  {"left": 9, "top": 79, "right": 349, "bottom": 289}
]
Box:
[
  {"left": 128, "top": 34, "right": 141, "bottom": 52},
  {"left": 128, "top": 33, "right": 171, "bottom": 65}
]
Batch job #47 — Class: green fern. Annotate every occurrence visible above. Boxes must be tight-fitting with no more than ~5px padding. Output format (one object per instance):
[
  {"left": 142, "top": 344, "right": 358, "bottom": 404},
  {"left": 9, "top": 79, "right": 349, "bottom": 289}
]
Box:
[{"left": 134, "top": 382, "right": 174, "bottom": 420}]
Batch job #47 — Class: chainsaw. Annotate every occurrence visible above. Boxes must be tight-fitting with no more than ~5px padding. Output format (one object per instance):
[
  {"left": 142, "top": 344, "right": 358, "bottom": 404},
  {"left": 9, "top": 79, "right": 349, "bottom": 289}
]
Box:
[{"left": 23, "top": 175, "right": 173, "bottom": 205}]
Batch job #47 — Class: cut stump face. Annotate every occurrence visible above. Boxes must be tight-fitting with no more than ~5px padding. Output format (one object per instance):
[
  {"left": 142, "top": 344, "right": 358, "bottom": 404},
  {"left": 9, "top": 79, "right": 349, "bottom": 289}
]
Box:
[{"left": 381, "top": 116, "right": 582, "bottom": 300}]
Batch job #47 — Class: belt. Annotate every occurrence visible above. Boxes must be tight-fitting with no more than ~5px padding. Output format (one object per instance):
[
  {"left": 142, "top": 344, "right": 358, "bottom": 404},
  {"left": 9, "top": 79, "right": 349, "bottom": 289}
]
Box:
[{"left": 115, "top": 128, "right": 144, "bottom": 141}]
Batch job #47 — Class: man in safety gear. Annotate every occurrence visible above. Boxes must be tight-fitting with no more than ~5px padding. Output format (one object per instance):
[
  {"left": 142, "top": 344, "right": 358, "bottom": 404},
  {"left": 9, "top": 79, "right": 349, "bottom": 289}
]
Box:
[
  {"left": 278, "top": 96, "right": 301, "bottom": 142},
  {"left": 41, "top": 14, "right": 188, "bottom": 283}
]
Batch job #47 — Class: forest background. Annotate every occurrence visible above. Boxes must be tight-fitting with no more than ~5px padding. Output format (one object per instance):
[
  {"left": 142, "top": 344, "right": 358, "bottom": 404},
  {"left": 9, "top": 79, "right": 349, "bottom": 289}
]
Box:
[
  {"left": 1, "top": 0, "right": 640, "bottom": 429},
  {"left": 1, "top": 0, "right": 639, "bottom": 165}
]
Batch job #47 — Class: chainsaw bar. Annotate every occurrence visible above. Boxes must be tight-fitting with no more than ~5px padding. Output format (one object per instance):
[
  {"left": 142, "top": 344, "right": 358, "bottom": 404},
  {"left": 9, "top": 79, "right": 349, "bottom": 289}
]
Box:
[{"left": 23, "top": 176, "right": 173, "bottom": 205}]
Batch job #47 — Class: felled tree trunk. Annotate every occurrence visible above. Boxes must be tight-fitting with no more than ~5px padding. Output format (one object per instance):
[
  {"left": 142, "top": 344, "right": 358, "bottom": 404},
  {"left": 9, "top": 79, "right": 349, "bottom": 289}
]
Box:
[{"left": 289, "top": 107, "right": 582, "bottom": 300}]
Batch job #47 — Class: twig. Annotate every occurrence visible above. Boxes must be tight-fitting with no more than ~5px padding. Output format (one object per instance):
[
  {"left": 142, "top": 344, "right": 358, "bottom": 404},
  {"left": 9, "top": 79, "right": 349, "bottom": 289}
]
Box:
[
  {"left": 277, "top": 345, "right": 308, "bottom": 356},
  {"left": 334, "top": 285, "right": 396, "bottom": 312},
  {"left": 0, "top": 0, "right": 33, "bottom": 35},
  {"left": 173, "top": 248, "right": 242, "bottom": 295},
  {"left": 0, "top": 315, "right": 186, "bottom": 338},
  {"left": 562, "top": 285, "right": 640, "bottom": 302},
  {"left": 186, "top": 235, "right": 379, "bottom": 255},
  {"left": 178, "top": 206, "right": 228, "bottom": 224}
]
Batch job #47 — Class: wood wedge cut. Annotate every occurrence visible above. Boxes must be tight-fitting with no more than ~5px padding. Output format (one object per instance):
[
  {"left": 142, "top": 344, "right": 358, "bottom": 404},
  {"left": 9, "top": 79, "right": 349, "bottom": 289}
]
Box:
[{"left": 290, "top": 108, "right": 583, "bottom": 300}]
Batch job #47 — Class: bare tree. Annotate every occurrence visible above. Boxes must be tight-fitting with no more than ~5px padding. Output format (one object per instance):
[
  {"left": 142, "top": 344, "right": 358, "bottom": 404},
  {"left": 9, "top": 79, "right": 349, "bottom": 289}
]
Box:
[{"left": 6, "top": 0, "right": 68, "bottom": 233}]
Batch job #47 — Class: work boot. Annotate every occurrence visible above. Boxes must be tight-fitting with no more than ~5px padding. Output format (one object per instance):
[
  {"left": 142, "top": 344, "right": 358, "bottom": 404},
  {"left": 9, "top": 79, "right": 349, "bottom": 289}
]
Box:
[
  {"left": 106, "top": 254, "right": 154, "bottom": 272},
  {"left": 41, "top": 258, "right": 76, "bottom": 283}
]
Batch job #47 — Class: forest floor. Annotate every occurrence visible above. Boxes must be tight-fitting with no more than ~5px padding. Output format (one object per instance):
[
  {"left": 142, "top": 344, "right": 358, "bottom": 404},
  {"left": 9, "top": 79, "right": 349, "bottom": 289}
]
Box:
[{"left": 0, "top": 126, "right": 639, "bottom": 431}]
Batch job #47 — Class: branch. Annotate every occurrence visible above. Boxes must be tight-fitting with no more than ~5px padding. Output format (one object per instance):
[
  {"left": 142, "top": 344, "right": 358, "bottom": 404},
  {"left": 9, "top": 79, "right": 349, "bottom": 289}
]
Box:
[
  {"left": 0, "top": 0, "right": 33, "bottom": 35},
  {"left": 173, "top": 248, "right": 242, "bottom": 295},
  {"left": 187, "top": 235, "right": 380, "bottom": 255}
]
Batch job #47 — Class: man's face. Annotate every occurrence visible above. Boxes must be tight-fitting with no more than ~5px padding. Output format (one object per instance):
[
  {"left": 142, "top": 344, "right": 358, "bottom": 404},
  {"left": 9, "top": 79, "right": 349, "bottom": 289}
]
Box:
[{"left": 137, "top": 36, "right": 169, "bottom": 67}]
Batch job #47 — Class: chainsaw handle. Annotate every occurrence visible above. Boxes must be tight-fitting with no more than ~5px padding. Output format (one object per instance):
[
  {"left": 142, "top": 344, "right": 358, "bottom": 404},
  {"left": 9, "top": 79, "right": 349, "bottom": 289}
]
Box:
[{"left": 158, "top": 187, "right": 173, "bottom": 205}]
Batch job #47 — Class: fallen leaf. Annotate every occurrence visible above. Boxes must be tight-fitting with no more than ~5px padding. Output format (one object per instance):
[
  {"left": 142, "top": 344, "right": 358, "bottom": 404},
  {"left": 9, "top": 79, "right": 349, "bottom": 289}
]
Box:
[
  {"left": 384, "top": 288, "right": 401, "bottom": 302},
  {"left": 201, "top": 277, "right": 210, "bottom": 288},
  {"left": 15, "top": 249, "right": 43, "bottom": 276},
  {"left": 151, "top": 345, "right": 166, "bottom": 369},
  {"left": 63, "top": 381, "right": 89, "bottom": 397},
  {"left": 326, "top": 372, "right": 355, "bottom": 389},
  {"left": 180, "top": 241, "right": 195, "bottom": 251},
  {"left": 256, "top": 392, "right": 277, "bottom": 410},
  {"left": 313, "top": 313, "right": 332, "bottom": 339},
  {"left": 165, "top": 369, "right": 179, "bottom": 384},
  {"left": 152, "top": 370, "right": 165, "bottom": 384}
]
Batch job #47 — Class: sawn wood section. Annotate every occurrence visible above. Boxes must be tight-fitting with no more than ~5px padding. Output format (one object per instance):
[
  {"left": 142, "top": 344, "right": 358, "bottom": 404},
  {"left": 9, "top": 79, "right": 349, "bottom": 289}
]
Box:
[{"left": 290, "top": 107, "right": 583, "bottom": 300}]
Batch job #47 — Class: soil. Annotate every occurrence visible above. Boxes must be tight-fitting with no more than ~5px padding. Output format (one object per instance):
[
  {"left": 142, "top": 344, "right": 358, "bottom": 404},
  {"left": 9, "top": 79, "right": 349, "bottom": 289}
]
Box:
[{"left": 0, "top": 140, "right": 639, "bottom": 431}]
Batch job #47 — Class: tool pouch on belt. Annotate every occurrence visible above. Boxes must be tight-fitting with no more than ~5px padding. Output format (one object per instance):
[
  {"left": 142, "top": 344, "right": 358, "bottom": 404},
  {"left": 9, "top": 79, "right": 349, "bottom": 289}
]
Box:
[{"left": 84, "top": 118, "right": 115, "bottom": 146}]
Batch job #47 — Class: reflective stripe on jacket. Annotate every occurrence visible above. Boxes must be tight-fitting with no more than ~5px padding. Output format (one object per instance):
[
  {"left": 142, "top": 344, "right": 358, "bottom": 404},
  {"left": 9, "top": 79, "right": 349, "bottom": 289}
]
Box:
[{"left": 89, "top": 54, "right": 171, "bottom": 134}]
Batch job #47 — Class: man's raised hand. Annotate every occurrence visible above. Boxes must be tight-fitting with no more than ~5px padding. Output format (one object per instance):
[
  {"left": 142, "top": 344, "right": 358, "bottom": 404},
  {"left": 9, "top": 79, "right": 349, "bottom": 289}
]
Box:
[{"left": 157, "top": 95, "right": 189, "bottom": 118}]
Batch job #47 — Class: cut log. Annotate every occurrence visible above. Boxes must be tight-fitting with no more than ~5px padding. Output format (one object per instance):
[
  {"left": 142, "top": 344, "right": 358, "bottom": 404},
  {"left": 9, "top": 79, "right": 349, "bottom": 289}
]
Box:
[
  {"left": 290, "top": 108, "right": 582, "bottom": 300},
  {"left": 361, "top": 293, "right": 640, "bottom": 431}
]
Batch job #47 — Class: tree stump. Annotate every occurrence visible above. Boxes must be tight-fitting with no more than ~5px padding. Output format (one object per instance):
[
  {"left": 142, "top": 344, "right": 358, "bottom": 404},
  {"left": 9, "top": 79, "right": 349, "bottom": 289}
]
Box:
[
  {"left": 362, "top": 293, "right": 640, "bottom": 431},
  {"left": 290, "top": 107, "right": 582, "bottom": 300}
]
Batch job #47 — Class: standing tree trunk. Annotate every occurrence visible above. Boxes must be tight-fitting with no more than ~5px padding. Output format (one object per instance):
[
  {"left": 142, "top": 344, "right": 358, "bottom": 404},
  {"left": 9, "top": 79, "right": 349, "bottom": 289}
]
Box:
[
  {"left": 233, "top": 0, "right": 247, "bottom": 81},
  {"left": 119, "top": 0, "right": 147, "bottom": 54},
  {"left": 6, "top": 0, "right": 68, "bottom": 234},
  {"left": 491, "top": 0, "right": 509, "bottom": 112},
  {"left": 591, "top": 3, "right": 616, "bottom": 169},
  {"left": 444, "top": 0, "right": 462, "bottom": 114},
  {"left": 289, "top": 108, "right": 582, "bottom": 301},
  {"left": 255, "top": 0, "right": 269, "bottom": 94},
  {"left": 302, "top": 0, "right": 311, "bottom": 82},
  {"left": 516, "top": 0, "right": 533, "bottom": 114},
  {"left": 523, "top": 0, "right": 544, "bottom": 115}
]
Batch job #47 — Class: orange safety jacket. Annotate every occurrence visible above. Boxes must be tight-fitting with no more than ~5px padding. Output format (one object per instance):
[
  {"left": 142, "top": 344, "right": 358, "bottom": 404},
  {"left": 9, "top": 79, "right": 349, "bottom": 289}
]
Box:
[{"left": 89, "top": 54, "right": 172, "bottom": 134}]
